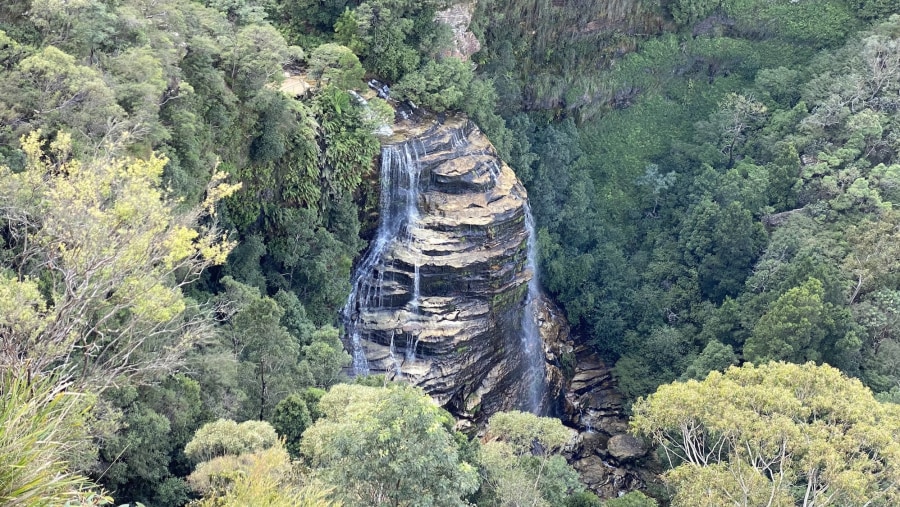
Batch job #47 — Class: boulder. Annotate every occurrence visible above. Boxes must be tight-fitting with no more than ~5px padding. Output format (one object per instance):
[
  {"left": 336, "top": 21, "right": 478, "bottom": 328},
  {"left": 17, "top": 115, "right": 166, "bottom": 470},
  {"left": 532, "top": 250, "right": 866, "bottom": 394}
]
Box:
[{"left": 607, "top": 434, "right": 648, "bottom": 462}]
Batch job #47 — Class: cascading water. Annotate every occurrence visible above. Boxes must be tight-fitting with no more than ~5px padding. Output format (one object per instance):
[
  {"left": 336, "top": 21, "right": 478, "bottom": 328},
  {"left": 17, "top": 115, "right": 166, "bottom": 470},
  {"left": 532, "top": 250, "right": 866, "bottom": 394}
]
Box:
[
  {"left": 342, "top": 139, "right": 425, "bottom": 375},
  {"left": 388, "top": 331, "right": 402, "bottom": 377},
  {"left": 521, "top": 204, "right": 546, "bottom": 414},
  {"left": 342, "top": 119, "right": 551, "bottom": 419}
]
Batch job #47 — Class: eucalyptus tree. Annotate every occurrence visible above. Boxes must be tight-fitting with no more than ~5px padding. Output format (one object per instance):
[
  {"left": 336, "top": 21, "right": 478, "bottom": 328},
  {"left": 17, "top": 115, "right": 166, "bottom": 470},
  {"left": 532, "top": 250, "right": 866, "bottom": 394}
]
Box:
[{"left": 632, "top": 362, "right": 900, "bottom": 507}]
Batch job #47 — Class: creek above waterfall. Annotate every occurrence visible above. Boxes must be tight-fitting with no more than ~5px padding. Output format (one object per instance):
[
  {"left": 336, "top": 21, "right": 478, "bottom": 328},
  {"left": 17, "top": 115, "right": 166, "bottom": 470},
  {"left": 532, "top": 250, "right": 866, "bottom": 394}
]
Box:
[{"left": 342, "top": 116, "right": 549, "bottom": 418}]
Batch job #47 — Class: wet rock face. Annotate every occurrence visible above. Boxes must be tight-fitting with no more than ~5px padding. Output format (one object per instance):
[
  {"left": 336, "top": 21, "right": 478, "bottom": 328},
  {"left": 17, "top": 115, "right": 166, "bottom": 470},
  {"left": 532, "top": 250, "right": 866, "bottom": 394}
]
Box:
[
  {"left": 564, "top": 370, "right": 659, "bottom": 497},
  {"left": 343, "top": 117, "right": 543, "bottom": 419},
  {"left": 537, "top": 297, "right": 661, "bottom": 499}
]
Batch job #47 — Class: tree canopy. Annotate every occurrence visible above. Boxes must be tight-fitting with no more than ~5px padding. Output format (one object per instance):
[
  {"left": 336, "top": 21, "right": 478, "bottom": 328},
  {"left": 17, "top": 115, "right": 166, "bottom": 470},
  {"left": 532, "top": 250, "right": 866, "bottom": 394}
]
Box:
[
  {"left": 632, "top": 362, "right": 900, "bottom": 507},
  {"left": 301, "top": 383, "right": 480, "bottom": 507},
  {"left": 1, "top": 0, "right": 900, "bottom": 506}
]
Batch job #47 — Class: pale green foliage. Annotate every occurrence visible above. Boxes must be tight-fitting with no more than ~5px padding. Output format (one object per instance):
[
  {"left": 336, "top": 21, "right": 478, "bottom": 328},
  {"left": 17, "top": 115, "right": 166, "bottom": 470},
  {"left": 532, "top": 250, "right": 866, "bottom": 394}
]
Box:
[
  {"left": 695, "top": 93, "right": 768, "bottom": 169},
  {"left": 479, "top": 411, "right": 582, "bottom": 507},
  {"left": 188, "top": 446, "right": 290, "bottom": 496},
  {"left": 0, "top": 132, "right": 238, "bottom": 388},
  {"left": 603, "top": 491, "right": 658, "bottom": 507},
  {"left": 854, "top": 289, "right": 900, "bottom": 391},
  {"left": 0, "top": 371, "right": 107, "bottom": 506},
  {"left": 362, "top": 97, "right": 395, "bottom": 135},
  {"left": 665, "top": 461, "right": 794, "bottom": 507},
  {"left": 184, "top": 419, "right": 279, "bottom": 463},
  {"left": 0, "top": 275, "right": 48, "bottom": 348},
  {"left": 297, "top": 326, "right": 351, "bottom": 388},
  {"left": 485, "top": 411, "right": 571, "bottom": 453},
  {"left": 103, "top": 46, "right": 168, "bottom": 143},
  {"left": 301, "top": 383, "right": 479, "bottom": 506},
  {"left": 188, "top": 445, "right": 338, "bottom": 507},
  {"left": 632, "top": 362, "right": 900, "bottom": 507},
  {"left": 844, "top": 213, "right": 900, "bottom": 304},
  {"left": 207, "top": 0, "right": 269, "bottom": 25},
  {"left": 222, "top": 24, "right": 297, "bottom": 97},
  {"left": 0, "top": 45, "right": 124, "bottom": 148}
]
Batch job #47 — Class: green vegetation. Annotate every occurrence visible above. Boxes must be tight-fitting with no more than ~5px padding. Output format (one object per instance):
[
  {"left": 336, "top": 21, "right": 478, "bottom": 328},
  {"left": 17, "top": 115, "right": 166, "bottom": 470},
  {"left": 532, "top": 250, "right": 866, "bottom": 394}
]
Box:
[
  {"left": 475, "top": 5, "right": 900, "bottom": 409},
  {"left": 632, "top": 362, "right": 900, "bottom": 506},
  {"left": 301, "top": 383, "right": 479, "bottom": 506},
  {"left": 1, "top": 0, "right": 900, "bottom": 505},
  {"left": 0, "top": 372, "right": 104, "bottom": 506},
  {"left": 477, "top": 411, "right": 583, "bottom": 506}
]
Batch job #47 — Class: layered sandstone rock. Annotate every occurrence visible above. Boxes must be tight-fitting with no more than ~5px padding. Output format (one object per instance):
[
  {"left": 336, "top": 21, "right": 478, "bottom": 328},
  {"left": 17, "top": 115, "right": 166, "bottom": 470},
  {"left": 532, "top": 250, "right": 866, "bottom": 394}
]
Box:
[
  {"left": 536, "top": 296, "right": 661, "bottom": 498},
  {"left": 343, "top": 116, "right": 545, "bottom": 418}
]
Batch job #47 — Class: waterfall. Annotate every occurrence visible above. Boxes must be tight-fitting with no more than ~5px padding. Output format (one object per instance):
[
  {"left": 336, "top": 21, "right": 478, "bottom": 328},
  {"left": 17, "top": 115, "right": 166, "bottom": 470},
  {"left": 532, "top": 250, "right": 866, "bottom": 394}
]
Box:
[
  {"left": 342, "top": 121, "right": 549, "bottom": 418},
  {"left": 389, "top": 331, "right": 402, "bottom": 378},
  {"left": 522, "top": 204, "right": 546, "bottom": 414},
  {"left": 406, "top": 334, "right": 417, "bottom": 363},
  {"left": 487, "top": 160, "right": 502, "bottom": 183},
  {"left": 343, "top": 140, "right": 424, "bottom": 375}
]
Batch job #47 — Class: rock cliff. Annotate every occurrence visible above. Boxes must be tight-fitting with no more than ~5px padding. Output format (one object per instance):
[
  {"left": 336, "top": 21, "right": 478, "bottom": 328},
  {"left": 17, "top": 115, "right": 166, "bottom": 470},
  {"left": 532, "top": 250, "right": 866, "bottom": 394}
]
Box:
[
  {"left": 343, "top": 114, "right": 660, "bottom": 498},
  {"left": 343, "top": 116, "right": 549, "bottom": 418},
  {"left": 435, "top": 2, "right": 481, "bottom": 61}
]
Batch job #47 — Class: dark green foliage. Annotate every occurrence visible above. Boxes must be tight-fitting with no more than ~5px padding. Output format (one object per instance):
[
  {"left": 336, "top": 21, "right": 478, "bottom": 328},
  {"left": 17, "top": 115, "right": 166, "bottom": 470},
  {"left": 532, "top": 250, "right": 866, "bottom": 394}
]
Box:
[
  {"left": 614, "top": 327, "right": 696, "bottom": 401},
  {"left": 270, "top": 387, "right": 326, "bottom": 459},
  {"left": 314, "top": 86, "right": 380, "bottom": 197},
  {"left": 684, "top": 200, "right": 768, "bottom": 302},
  {"left": 855, "top": 289, "right": 900, "bottom": 392},
  {"left": 308, "top": 43, "right": 365, "bottom": 90},
  {"left": 565, "top": 491, "right": 603, "bottom": 507},
  {"left": 96, "top": 376, "right": 205, "bottom": 506},
  {"left": 668, "top": 0, "right": 723, "bottom": 26},
  {"left": 217, "top": 277, "right": 305, "bottom": 420},
  {"left": 488, "top": 7, "right": 900, "bottom": 408},
  {"left": 259, "top": 206, "right": 358, "bottom": 324},
  {"left": 4, "top": 0, "right": 900, "bottom": 503},
  {"left": 224, "top": 234, "right": 269, "bottom": 293},
  {"left": 274, "top": 289, "right": 317, "bottom": 345},
  {"left": 336, "top": 0, "right": 451, "bottom": 82},
  {"left": 681, "top": 340, "right": 738, "bottom": 380},
  {"left": 745, "top": 278, "right": 835, "bottom": 363},
  {"left": 394, "top": 57, "right": 474, "bottom": 112},
  {"left": 218, "top": 83, "right": 372, "bottom": 326},
  {"left": 854, "top": 0, "right": 897, "bottom": 19},
  {"left": 269, "top": 0, "right": 355, "bottom": 43},
  {"left": 271, "top": 393, "right": 312, "bottom": 459}
]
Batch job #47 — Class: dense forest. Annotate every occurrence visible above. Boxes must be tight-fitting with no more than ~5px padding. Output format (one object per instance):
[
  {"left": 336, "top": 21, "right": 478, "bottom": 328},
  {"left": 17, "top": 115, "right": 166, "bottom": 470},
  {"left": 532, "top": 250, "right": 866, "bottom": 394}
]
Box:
[{"left": 1, "top": 0, "right": 900, "bottom": 505}]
